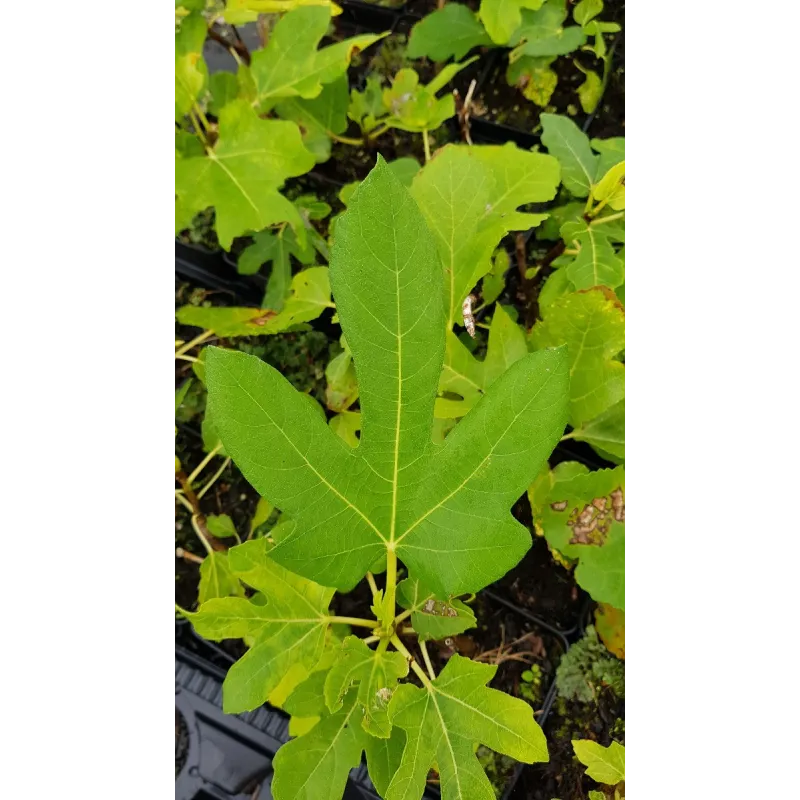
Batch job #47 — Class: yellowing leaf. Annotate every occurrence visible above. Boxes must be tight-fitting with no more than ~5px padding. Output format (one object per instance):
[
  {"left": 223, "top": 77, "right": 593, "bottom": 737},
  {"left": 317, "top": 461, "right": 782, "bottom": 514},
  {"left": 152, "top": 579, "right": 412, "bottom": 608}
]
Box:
[
  {"left": 530, "top": 289, "right": 624, "bottom": 426},
  {"left": 593, "top": 160, "right": 625, "bottom": 210},
  {"left": 479, "top": 0, "right": 545, "bottom": 45},
  {"left": 175, "top": 100, "right": 314, "bottom": 249},
  {"left": 249, "top": 7, "right": 383, "bottom": 110},
  {"left": 412, "top": 144, "right": 559, "bottom": 325},
  {"left": 572, "top": 739, "right": 625, "bottom": 785},
  {"left": 323, "top": 636, "right": 408, "bottom": 736},
  {"left": 176, "top": 267, "right": 332, "bottom": 336},
  {"left": 595, "top": 603, "right": 624, "bottom": 659},
  {"left": 183, "top": 538, "right": 334, "bottom": 713}
]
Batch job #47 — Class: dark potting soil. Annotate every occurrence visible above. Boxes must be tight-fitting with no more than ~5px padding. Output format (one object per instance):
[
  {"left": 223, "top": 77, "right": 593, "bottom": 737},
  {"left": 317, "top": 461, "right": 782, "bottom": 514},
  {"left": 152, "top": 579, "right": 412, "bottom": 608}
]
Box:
[{"left": 513, "top": 692, "right": 625, "bottom": 800}]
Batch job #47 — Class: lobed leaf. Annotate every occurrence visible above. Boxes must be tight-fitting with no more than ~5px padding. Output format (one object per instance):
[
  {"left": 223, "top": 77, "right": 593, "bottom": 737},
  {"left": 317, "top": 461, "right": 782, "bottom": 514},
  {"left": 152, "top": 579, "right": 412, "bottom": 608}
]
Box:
[
  {"left": 436, "top": 304, "right": 528, "bottom": 418},
  {"left": 479, "top": 0, "right": 545, "bottom": 45},
  {"left": 249, "top": 7, "right": 384, "bottom": 110},
  {"left": 205, "top": 159, "right": 570, "bottom": 598},
  {"left": 407, "top": 5, "right": 493, "bottom": 61},
  {"left": 572, "top": 739, "right": 625, "bottom": 784},
  {"left": 529, "top": 288, "right": 624, "bottom": 426},
  {"left": 386, "top": 655, "right": 548, "bottom": 799},
  {"left": 272, "top": 693, "right": 368, "bottom": 800},
  {"left": 183, "top": 538, "right": 334, "bottom": 713},
  {"left": 176, "top": 267, "right": 332, "bottom": 336},
  {"left": 411, "top": 143, "right": 559, "bottom": 325},
  {"left": 175, "top": 100, "right": 315, "bottom": 249},
  {"left": 323, "top": 636, "right": 408, "bottom": 736}
]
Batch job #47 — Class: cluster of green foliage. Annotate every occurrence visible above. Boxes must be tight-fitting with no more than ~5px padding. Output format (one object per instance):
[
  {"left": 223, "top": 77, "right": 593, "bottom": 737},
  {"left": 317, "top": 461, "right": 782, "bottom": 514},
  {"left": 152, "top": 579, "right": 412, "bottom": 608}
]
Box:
[
  {"left": 555, "top": 625, "right": 624, "bottom": 703},
  {"left": 572, "top": 738, "right": 625, "bottom": 799},
  {"left": 408, "top": 0, "right": 620, "bottom": 112},
  {"left": 175, "top": 2, "right": 625, "bottom": 796}
]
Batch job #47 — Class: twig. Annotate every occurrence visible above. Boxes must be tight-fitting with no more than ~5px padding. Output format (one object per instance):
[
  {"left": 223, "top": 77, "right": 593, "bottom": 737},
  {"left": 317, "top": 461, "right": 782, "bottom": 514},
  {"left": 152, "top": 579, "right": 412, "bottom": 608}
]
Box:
[
  {"left": 196, "top": 456, "right": 231, "bottom": 500},
  {"left": 176, "top": 470, "right": 226, "bottom": 552},
  {"left": 176, "top": 547, "right": 204, "bottom": 565},
  {"left": 207, "top": 24, "right": 251, "bottom": 65}
]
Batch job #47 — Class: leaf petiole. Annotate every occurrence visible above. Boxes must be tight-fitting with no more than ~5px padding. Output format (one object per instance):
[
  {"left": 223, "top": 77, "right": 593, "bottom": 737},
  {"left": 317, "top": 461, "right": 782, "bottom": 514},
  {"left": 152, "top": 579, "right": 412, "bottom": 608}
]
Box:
[
  {"left": 422, "top": 129, "right": 432, "bottom": 163},
  {"left": 175, "top": 328, "right": 214, "bottom": 358},
  {"left": 196, "top": 456, "right": 231, "bottom": 500},
  {"left": 420, "top": 640, "right": 437, "bottom": 680},
  {"left": 591, "top": 210, "right": 625, "bottom": 227},
  {"left": 326, "top": 615, "right": 380, "bottom": 629},
  {"left": 187, "top": 442, "right": 224, "bottom": 486},
  {"left": 390, "top": 634, "right": 432, "bottom": 687}
]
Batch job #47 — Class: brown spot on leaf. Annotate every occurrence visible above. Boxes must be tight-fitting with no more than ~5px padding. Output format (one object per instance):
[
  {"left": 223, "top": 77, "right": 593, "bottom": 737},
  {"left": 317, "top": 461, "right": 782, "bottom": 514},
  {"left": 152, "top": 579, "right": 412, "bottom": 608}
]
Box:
[
  {"left": 251, "top": 310, "right": 277, "bottom": 326},
  {"left": 611, "top": 488, "right": 625, "bottom": 521},
  {"left": 550, "top": 500, "right": 568, "bottom": 512}
]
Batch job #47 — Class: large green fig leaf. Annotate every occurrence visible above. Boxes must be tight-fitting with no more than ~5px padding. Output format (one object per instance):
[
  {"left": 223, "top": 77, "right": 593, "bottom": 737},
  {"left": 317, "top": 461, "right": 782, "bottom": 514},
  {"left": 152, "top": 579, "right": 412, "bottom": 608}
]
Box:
[
  {"left": 407, "top": 5, "right": 493, "bottom": 61},
  {"left": 529, "top": 288, "right": 624, "bottom": 426},
  {"left": 205, "top": 158, "right": 569, "bottom": 597},
  {"left": 175, "top": 100, "right": 315, "bottom": 249},
  {"left": 176, "top": 267, "right": 333, "bottom": 336},
  {"left": 182, "top": 538, "right": 335, "bottom": 713},
  {"left": 249, "top": 6, "right": 384, "bottom": 111},
  {"left": 411, "top": 143, "right": 560, "bottom": 325},
  {"left": 385, "top": 655, "right": 548, "bottom": 799},
  {"left": 479, "top": 0, "right": 545, "bottom": 45}
]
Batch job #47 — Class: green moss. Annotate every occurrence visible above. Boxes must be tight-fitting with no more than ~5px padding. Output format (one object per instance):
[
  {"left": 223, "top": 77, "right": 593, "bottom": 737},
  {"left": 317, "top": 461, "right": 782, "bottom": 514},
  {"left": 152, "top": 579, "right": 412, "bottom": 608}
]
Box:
[{"left": 555, "top": 626, "right": 625, "bottom": 703}]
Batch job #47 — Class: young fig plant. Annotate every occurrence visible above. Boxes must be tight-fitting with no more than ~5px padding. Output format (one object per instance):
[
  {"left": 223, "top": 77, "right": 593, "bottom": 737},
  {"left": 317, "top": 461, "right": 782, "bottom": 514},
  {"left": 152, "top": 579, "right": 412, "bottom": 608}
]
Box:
[{"left": 180, "top": 157, "right": 570, "bottom": 800}]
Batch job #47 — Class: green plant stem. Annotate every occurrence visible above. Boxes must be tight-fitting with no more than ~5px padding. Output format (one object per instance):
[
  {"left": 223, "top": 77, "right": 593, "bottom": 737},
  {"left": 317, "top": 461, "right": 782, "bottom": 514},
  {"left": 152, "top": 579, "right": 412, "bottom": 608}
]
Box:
[
  {"left": 327, "top": 615, "right": 379, "bottom": 629},
  {"left": 393, "top": 609, "right": 412, "bottom": 627},
  {"left": 175, "top": 490, "right": 194, "bottom": 513},
  {"left": 560, "top": 430, "right": 578, "bottom": 441},
  {"left": 176, "top": 546, "right": 204, "bottom": 565},
  {"left": 187, "top": 442, "right": 224, "bottom": 486},
  {"left": 385, "top": 546, "right": 398, "bottom": 622},
  {"left": 420, "top": 640, "right": 436, "bottom": 680},
  {"left": 391, "top": 634, "right": 432, "bottom": 687},
  {"left": 363, "top": 635, "right": 380, "bottom": 645},
  {"left": 328, "top": 132, "right": 365, "bottom": 146},
  {"left": 193, "top": 102, "right": 211, "bottom": 135},
  {"left": 366, "top": 571, "right": 379, "bottom": 598},
  {"left": 588, "top": 193, "right": 614, "bottom": 218},
  {"left": 591, "top": 210, "right": 625, "bottom": 227},
  {"left": 176, "top": 329, "right": 214, "bottom": 358},
  {"left": 188, "top": 107, "right": 210, "bottom": 149},
  {"left": 367, "top": 123, "right": 390, "bottom": 140},
  {"left": 176, "top": 354, "right": 198, "bottom": 364},
  {"left": 191, "top": 514, "right": 214, "bottom": 556},
  {"left": 422, "top": 129, "right": 431, "bottom": 162},
  {"left": 196, "top": 456, "right": 231, "bottom": 500}
]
